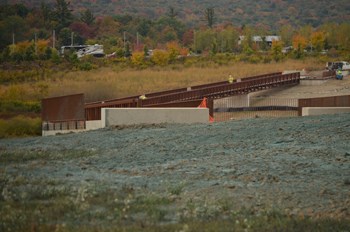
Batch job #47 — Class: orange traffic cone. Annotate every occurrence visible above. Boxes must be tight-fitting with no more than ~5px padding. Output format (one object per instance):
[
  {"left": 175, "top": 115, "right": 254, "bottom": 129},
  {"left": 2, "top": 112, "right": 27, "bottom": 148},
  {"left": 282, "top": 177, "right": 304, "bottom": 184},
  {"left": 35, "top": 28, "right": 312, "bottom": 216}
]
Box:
[{"left": 198, "top": 97, "right": 214, "bottom": 122}]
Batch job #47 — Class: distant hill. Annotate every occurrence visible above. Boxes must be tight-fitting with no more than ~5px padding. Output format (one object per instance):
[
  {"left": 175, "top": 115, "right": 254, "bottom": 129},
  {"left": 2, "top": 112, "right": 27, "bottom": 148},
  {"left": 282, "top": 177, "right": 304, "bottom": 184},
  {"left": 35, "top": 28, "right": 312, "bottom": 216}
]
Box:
[{"left": 4, "top": 0, "right": 350, "bottom": 29}]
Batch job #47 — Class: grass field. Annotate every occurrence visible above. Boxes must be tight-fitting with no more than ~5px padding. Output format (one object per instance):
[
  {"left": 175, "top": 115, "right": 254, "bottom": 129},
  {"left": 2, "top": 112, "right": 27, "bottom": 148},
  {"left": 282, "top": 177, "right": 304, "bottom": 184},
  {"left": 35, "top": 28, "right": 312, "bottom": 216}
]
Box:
[{"left": 46, "top": 59, "right": 324, "bottom": 102}]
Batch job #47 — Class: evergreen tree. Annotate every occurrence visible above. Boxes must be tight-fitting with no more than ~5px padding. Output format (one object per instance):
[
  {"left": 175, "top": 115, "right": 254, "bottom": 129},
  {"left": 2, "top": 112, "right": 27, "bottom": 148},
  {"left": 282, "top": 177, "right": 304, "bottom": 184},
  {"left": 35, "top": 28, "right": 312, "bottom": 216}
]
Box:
[
  {"left": 53, "top": 0, "right": 73, "bottom": 31},
  {"left": 168, "top": 7, "right": 177, "bottom": 19},
  {"left": 205, "top": 7, "right": 215, "bottom": 28},
  {"left": 80, "top": 9, "right": 95, "bottom": 25}
]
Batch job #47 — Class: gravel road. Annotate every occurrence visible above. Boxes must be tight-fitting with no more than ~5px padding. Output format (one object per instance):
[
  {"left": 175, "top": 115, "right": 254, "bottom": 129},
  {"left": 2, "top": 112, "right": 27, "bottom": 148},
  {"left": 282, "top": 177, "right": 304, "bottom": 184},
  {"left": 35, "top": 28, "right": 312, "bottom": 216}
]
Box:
[{"left": 1, "top": 113, "right": 350, "bottom": 221}]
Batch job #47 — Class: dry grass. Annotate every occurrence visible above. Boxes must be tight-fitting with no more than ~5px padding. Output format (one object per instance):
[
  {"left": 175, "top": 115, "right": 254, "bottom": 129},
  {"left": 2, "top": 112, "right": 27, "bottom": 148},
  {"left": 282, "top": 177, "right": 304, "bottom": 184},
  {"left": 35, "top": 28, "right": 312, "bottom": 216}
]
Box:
[{"left": 46, "top": 58, "right": 324, "bottom": 102}]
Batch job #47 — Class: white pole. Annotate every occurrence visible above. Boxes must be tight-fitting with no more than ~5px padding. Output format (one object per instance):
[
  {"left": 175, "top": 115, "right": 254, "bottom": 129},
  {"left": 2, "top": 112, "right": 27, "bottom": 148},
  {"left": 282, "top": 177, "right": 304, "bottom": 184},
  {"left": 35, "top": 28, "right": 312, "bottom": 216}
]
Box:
[
  {"left": 137, "top": 32, "right": 139, "bottom": 47},
  {"left": 71, "top": 32, "right": 74, "bottom": 46}
]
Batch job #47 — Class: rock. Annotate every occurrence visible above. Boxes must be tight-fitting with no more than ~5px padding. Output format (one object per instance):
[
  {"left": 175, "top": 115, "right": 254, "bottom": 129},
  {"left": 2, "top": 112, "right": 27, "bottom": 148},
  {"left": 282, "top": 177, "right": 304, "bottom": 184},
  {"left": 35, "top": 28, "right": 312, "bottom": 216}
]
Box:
[{"left": 345, "top": 152, "right": 350, "bottom": 157}]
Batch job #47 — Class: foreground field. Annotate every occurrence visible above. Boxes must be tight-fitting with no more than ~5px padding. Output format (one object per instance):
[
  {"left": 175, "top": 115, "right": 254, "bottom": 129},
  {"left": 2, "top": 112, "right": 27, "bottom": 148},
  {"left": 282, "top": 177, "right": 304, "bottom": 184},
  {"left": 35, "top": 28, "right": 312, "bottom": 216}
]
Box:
[{"left": 1, "top": 113, "right": 349, "bottom": 231}]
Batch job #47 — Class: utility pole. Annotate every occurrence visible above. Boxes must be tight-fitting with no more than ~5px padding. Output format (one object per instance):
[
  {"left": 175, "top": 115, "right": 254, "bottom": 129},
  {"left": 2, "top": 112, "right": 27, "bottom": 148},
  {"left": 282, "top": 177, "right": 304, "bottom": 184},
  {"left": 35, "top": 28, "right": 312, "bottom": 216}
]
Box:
[
  {"left": 12, "top": 32, "right": 15, "bottom": 45},
  {"left": 53, "top": 30, "right": 56, "bottom": 49},
  {"left": 136, "top": 32, "right": 139, "bottom": 47},
  {"left": 123, "top": 31, "right": 126, "bottom": 51},
  {"left": 193, "top": 30, "right": 196, "bottom": 53},
  {"left": 34, "top": 33, "right": 37, "bottom": 55}
]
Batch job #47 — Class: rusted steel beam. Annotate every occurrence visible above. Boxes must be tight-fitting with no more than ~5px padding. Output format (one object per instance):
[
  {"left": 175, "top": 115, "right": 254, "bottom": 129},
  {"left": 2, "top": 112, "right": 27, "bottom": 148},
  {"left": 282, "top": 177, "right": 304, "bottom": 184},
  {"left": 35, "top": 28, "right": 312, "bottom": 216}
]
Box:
[
  {"left": 84, "top": 72, "right": 283, "bottom": 108},
  {"left": 141, "top": 73, "right": 300, "bottom": 106},
  {"left": 42, "top": 93, "right": 85, "bottom": 122},
  {"left": 298, "top": 95, "right": 350, "bottom": 116}
]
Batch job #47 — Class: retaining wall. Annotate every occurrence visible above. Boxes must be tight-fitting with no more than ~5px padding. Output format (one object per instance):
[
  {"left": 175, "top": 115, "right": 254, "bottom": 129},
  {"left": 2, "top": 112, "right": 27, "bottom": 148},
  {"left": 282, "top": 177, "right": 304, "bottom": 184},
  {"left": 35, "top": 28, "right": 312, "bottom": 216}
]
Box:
[
  {"left": 102, "top": 108, "right": 209, "bottom": 127},
  {"left": 302, "top": 107, "right": 350, "bottom": 116}
]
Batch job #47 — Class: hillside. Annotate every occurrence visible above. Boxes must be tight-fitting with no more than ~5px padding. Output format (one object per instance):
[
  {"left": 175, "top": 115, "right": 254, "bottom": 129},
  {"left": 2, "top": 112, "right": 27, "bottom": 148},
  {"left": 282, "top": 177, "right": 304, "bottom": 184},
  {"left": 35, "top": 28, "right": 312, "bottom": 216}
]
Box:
[
  {"left": 8, "top": 0, "right": 350, "bottom": 28},
  {"left": 1, "top": 113, "right": 350, "bottom": 231}
]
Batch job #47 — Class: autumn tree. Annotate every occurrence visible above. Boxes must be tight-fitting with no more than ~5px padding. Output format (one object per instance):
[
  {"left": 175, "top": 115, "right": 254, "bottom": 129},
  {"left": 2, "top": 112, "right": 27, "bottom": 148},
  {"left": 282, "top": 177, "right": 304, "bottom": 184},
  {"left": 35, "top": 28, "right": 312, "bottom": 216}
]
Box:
[
  {"left": 131, "top": 51, "right": 145, "bottom": 67},
  {"left": 151, "top": 49, "right": 170, "bottom": 66},
  {"left": 292, "top": 34, "right": 307, "bottom": 58},
  {"left": 310, "top": 31, "right": 325, "bottom": 52},
  {"left": 166, "top": 41, "right": 181, "bottom": 62}
]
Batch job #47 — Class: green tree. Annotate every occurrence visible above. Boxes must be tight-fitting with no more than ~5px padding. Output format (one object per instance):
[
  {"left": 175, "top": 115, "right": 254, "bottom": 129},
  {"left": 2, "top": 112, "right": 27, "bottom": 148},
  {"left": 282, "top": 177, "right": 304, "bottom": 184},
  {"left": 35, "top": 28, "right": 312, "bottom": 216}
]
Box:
[
  {"left": 53, "top": 0, "right": 73, "bottom": 31},
  {"left": 124, "top": 42, "right": 131, "bottom": 57},
  {"left": 270, "top": 40, "right": 283, "bottom": 62},
  {"left": 80, "top": 9, "right": 95, "bottom": 25},
  {"left": 58, "top": 27, "right": 73, "bottom": 46},
  {"left": 218, "top": 27, "right": 239, "bottom": 53},
  {"left": 0, "top": 15, "right": 28, "bottom": 49},
  {"left": 194, "top": 29, "right": 216, "bottom": 52},
  {"left": 205, "top": 7, "right": 215, "bottom": 28},
  {"left": 280, "top": 24, "right": 294, "bottom": 46},
  {"left": 168, "top": 7, "right": 177, "bottom": 19},
  {"left": 241, "top": 27, "right": 254, "bottom": 54}
]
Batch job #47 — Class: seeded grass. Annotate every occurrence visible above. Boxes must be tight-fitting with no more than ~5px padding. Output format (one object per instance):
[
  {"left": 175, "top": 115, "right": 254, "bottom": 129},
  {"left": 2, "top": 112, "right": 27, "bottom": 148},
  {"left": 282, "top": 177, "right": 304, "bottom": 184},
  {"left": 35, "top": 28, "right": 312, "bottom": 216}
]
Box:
[
  {"left": 0, "top": 116, "right": 41, "bottom": 138},
  {"left": 1, "top": 162, "right": 348, "bottom": 232},
  {"left": 0, "top": 150, "right": 98, "bottom": 163}
]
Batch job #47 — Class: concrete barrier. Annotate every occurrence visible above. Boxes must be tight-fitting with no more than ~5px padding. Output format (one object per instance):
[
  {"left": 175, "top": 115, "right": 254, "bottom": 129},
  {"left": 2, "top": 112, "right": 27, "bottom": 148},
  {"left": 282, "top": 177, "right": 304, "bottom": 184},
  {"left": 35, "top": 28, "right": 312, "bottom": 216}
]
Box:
[
  {"left": 302, "top": 107, "right": 350, "bottom": 116},
  {"left": 86, "top": 120, "right": 103, "bottom": 130},
  {"left": 42, "top": 108, "right": 209, "bottom": 136},
  {"left": 101, "top": 108, "right": 209, "bottom": 126}
]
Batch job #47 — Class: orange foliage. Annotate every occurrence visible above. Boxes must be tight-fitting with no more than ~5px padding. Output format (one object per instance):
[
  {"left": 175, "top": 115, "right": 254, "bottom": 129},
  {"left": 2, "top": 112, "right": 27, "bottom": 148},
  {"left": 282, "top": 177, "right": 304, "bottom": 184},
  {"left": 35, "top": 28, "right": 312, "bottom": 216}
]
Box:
[
  {"left": 37, "top": 39, "right": 49, "bottom": 55},
  {"left": 292, "top": 34, "right": 307, "bottom": 50}
]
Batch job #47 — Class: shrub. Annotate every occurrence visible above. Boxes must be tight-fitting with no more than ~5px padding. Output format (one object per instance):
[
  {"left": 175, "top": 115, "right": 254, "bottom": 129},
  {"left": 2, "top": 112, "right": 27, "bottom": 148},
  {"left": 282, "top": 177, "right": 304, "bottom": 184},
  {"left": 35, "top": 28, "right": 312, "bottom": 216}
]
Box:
[
  {"left": 248, "top": 55, "right": 262, "bottom": 64},
  {"left": 151, "top": 50, "right": 170, "bottom": 66},
  {"left": 0, "top": 100, "right": 41, "bottom": 113},
  {"left": 131, "top": 51, "right": 146, "bottom": 67},
  {"left": 0, "top": 116, "right": 41, "bottom": 138},
  {"left": 78, "top": 62, "right": 94, "bottom": 71}
]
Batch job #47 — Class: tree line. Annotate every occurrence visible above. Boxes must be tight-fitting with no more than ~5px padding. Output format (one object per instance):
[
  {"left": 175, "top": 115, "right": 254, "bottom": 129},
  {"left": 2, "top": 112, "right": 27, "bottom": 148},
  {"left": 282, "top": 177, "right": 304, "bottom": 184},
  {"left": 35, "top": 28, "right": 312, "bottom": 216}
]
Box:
[{"left": 0, "top": 1, "right": 349, "bottom": 64}]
